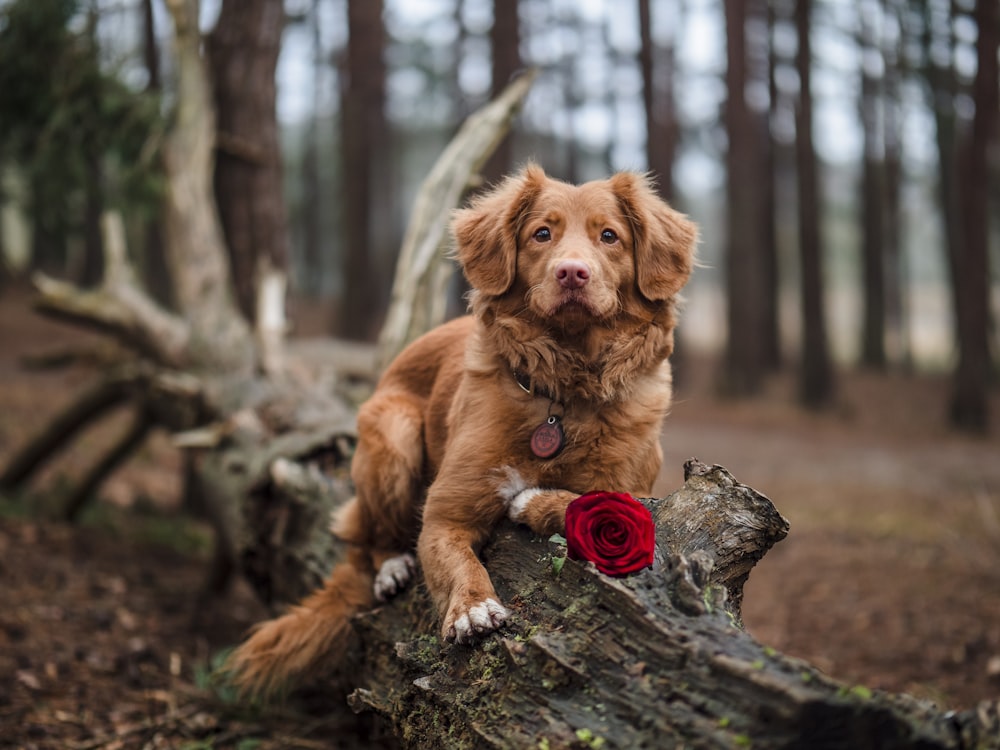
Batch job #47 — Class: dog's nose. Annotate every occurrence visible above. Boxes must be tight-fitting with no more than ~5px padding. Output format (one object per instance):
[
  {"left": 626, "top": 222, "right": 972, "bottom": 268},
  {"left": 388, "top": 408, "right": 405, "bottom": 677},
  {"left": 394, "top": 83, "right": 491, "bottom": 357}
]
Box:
[{"left": 555, "top": 260, "right": 590, "bottom": 290}]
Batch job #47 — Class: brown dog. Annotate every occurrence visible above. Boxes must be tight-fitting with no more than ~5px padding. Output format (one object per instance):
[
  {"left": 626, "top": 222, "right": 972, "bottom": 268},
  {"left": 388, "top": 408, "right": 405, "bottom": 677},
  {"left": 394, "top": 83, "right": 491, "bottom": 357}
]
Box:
[{"left": 228, "top": 164, "right": 697, "bottom": 695}]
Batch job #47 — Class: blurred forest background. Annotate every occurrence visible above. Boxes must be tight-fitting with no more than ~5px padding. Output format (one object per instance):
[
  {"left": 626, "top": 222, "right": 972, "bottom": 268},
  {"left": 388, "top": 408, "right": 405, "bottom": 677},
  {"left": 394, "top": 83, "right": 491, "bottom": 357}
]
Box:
[{"left": 0, "top": 0, "right": 997, "bottom": 429}]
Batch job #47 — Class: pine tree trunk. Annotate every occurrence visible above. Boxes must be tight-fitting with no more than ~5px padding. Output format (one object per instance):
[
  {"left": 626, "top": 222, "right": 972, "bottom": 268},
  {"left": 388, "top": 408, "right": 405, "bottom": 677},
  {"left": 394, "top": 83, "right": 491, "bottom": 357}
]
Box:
[
  {"left": 794, "top": 0, "right": 834, "bottom": 408},
  {"left": 723, "top": 0, "right": 768, "bottom": 396}
]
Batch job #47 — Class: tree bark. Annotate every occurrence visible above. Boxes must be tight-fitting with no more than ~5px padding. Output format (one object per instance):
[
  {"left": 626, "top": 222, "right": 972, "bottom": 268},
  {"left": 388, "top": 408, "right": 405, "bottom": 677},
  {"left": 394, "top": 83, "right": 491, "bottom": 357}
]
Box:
[
  {"left": 207, "top": 0, "right": 290, "bottom": 324},
  {"left": 723, "top": 0, "right": 769, "bottom": 397},
  {"left": 336, "top": 0, "right": 388, "bottom": 341},
  {"left": 794, "top": 0, "right": 834, "bottom": 408},
  {"left": 949, "top": 0, "right": 996, "bottom": 432},
  {"left": 638, "top": 0, "right": 678, "bottom": 203},
  {"left": 482, "top": 0, "right": 521, "bottom": 182},
  {"left": 859, "top": 0, "right": 887, "bottom": 370},
  {"left": 161, "top": 0, "right": 253, "bottom": 373}
]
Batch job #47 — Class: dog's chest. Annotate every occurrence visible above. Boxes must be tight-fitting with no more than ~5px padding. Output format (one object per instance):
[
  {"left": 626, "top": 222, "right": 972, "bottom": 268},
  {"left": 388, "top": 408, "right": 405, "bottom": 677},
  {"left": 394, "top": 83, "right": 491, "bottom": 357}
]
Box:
[{"left": 510, "top": 398, "right": 664, "bottom": 493}]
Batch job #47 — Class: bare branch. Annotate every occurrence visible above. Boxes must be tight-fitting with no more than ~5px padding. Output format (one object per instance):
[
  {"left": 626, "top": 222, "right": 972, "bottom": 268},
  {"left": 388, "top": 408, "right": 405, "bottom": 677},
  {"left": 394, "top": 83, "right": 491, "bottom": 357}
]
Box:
[
  {"left": 31, "top": 211, "right": 191, "bottom": 367},
  {"left": 62, "top": 407, "right": 154, "bottom": 521},
  {"left": 0, "top": 367, "right": 147, "bottom": 491}
]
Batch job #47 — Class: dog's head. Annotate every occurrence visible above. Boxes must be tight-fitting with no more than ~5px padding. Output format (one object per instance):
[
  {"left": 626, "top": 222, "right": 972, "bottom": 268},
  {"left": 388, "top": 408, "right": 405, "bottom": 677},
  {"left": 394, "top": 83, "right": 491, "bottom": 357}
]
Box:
[{"left": 453, "top": 164, "right": 697, "bottom": 329}]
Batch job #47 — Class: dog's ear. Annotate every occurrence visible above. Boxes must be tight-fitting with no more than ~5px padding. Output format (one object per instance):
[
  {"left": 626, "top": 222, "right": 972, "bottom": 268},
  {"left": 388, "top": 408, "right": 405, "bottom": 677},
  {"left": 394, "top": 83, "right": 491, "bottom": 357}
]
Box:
[
  {"left": 611, "top": 173, "right": 698, "bottom": 302},
  {"left": 452, "top": 164, "right": 546, "bottom": 296}
]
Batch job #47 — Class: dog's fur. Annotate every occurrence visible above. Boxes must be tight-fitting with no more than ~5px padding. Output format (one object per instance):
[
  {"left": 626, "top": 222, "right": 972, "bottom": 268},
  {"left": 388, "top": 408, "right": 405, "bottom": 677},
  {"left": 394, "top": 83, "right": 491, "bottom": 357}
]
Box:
[{"left": 228, "top": 164, "right": 697, "bottom": 695}]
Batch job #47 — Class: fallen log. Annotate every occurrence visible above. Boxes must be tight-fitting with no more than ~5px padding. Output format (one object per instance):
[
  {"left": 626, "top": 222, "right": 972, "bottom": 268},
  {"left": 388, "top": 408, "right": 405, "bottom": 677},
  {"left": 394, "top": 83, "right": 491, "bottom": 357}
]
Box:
[{"left": 299, "top": 459, "right": 997, "bottom": 750}]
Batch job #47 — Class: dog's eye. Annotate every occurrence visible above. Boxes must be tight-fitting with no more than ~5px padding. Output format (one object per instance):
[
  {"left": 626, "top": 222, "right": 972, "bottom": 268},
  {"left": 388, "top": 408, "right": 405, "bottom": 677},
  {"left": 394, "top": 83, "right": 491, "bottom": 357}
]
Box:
[
  {"left": 600, "top": 229, "right": 619, "bottom": 244},
  {"left": 532, "top": 227, "right": 551, "bottom": 243}
]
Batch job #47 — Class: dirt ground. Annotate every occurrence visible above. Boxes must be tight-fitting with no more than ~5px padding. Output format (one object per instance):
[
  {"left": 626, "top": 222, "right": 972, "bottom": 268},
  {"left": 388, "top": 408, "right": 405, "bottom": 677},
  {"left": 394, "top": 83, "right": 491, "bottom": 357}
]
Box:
[{"left": 1, "top": 284, "right": 999, "bottom": 748}]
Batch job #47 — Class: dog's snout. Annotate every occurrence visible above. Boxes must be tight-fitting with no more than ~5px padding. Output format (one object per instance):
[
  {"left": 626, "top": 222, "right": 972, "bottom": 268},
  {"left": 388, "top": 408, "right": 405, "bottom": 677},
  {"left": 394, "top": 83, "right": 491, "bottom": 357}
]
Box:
[{"left": 555, "top": 260, "right": 590, "bottom": 290}]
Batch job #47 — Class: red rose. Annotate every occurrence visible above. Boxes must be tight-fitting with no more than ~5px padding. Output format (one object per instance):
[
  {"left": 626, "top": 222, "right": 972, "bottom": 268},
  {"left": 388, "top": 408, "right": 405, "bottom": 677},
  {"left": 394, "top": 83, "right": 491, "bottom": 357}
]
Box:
[{"left": 564, "top": 491, "right": 655, "bottom": 577}]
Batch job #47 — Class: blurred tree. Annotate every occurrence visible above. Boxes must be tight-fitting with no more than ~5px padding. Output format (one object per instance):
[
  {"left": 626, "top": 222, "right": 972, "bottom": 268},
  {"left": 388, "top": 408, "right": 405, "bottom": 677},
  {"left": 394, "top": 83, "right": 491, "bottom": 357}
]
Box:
[
  {"left": 208, "top": 0, "right": 290, "bottom": 324},
  {"left": 336, "top": 0, "right": 388, "bottom": 340},
  {"left": 722, "top": 0, "right": 770, "bottom": 396},
  {"left": 881, "top": 0, "right": 906, "bottom": 369},
  {"left": 794, "top": 0, "right": 834, "bottom": 407},
  {"left": 141, "top": 0, "right": 172, "bottom": 308},
  {"left": 0, "top": 0, "right": 162, "bottom": 283},
  {"left": 758, "top": 1, "right": 782, "bottom": 372},
  {"left": 299, "top": 0, "right": 325, "bottom": 298},
  {"left": 859, "top": 0, "right": 887, "bottom": 370},
  {"left": 948, "top": 0, "right": 996, "bottom": 431},
  {"left": 638, "top": 0, "right": 679, "bottom": 202},
  {"left": 483, "top": 0, "right": 521, "bottom": 181},
  {"left": 918, "top": 0, "right": 995, "bottom": 431}
]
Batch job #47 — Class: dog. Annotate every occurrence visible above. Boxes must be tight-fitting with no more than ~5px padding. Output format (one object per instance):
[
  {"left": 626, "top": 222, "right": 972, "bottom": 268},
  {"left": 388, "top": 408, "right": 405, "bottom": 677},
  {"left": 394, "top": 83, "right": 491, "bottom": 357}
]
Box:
[{"left": 228, "top": 164, "right": 697, "bottom": 695}]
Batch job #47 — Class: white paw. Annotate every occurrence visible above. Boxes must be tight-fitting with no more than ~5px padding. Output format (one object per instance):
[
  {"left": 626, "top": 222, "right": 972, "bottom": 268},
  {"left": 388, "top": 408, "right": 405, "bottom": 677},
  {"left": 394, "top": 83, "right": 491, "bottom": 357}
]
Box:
[
  {"left": 373, "top": 553, "right": 417, "bottom": 602},
  {"left": 448, "top": 598, "right": 510, "bottom": 643},
  {"left": 507, "top": 488, "right": 543, "bottom": 522},
  {"left": 495, "top": 466, "right": 542, "bottom": 522}
]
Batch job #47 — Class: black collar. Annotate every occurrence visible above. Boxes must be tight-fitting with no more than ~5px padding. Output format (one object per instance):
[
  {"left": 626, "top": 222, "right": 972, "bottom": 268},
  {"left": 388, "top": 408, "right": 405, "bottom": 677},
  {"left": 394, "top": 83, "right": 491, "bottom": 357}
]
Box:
[{"left": 513, "top": 367, "right": 557, "bottom": 402}]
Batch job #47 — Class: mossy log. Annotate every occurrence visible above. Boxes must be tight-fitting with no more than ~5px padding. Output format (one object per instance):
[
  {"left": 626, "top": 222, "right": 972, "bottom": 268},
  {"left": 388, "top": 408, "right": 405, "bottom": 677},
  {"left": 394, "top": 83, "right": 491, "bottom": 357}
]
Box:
[{"left": 317, "top": 460, "right": 999, "bottom": 750}]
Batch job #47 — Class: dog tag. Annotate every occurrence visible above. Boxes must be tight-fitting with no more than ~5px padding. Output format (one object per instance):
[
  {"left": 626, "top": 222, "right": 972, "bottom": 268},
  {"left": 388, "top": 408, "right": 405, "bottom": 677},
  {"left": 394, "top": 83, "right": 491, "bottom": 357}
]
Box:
[{"left": 530, "top": 416, "right": 565, "bottom": 459}]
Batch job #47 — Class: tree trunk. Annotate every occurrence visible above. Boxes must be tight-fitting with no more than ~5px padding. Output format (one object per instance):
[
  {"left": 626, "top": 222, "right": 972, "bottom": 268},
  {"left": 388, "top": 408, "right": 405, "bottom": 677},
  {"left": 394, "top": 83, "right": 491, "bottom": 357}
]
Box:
[
  {"left": 638, "top": 0, "right": 679, "bottom": 202},
  {"left": 859, "top": 0, "right": 887, "bottom": 370},
  {"left": 140, "top": 0, "right": 173, "bottom": 309},
  {"left": 794, "top": 0, "right": 834, "bottom": 408},
  {"left": 723, "top": 0, "right": 768, "bottom": 396},
  {"left": 882, "top": 0, "right": 906, "bottom": 369},
  {"left": 949, "top": 0, "right": 996, "bottom": 432},
  {"left": 300, "top": 0, "right": 324, "bottom": 298},
  {"left": 207, "top": 0, "right": 290, "bottom": 325},
  {"left": 483, "top": 0, "right": 521, "bottom": 182},
  {"left": 336, "top": 0, "right": 388, "bottom": 341},
  {"left": 161, "top": 0, "right": 253, "bottom": 373},
  {"left": 761, "top": 0, "right": 781, "bottom": 372}
]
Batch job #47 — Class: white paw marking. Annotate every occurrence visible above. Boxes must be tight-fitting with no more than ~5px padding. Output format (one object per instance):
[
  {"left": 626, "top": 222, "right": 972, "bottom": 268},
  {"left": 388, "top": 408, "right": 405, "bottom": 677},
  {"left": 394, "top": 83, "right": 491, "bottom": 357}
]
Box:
[
  {"left": 508, "top": 488, "right": 543, "bottom": 521},
  {"left": 496, "top": 466, "right": 543, "bottom": 522},
  {"left": 450, "top": 598, "right": 510, "bottom": 643},
  {"left": 496, "top": 466, "right": 528, "bottom": 503},
  {"left": 373, "top": 553, "right": 417, "bottom": 602}
]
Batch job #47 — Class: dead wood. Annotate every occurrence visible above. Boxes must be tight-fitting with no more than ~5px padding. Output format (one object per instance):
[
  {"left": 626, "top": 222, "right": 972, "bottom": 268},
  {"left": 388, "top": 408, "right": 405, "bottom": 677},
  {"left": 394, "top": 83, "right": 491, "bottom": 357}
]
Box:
[
  {"left": 0, "top": 366, "right": 146, "bottom": 491},
  {"left": 62, "top": 407, "right": 154, "bottom": 521},
  {"left": 334, "top": 459, "right": 998, "bottom": 750}
]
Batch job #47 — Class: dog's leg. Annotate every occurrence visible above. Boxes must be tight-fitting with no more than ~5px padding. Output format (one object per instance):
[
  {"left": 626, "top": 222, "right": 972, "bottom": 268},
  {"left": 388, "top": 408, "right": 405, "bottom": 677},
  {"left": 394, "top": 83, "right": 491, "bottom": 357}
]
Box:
[
  {"left": 340, "top": 390, "right": 425, "bottom": 600},
  {"left": 417, "top": 515, "right": 509, "bottom": 643}
]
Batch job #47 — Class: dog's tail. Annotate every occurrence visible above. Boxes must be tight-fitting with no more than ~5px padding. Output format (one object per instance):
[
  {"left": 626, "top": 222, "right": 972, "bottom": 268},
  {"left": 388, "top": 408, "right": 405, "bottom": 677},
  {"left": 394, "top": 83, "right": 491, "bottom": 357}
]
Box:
[{"left": 226, "top": 546, "right": 374, "bottom": 698}]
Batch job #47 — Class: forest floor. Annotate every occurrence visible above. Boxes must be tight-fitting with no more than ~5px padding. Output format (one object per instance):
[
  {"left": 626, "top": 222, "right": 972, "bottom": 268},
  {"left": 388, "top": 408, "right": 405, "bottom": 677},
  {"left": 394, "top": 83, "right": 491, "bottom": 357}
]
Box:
[{"left": 1, "top": 284, "right": 999, "bottom": 748}]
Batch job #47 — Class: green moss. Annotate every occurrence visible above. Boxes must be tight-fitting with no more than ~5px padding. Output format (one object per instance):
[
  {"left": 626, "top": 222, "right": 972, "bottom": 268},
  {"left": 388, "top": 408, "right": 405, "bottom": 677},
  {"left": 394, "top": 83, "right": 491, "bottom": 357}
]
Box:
[{"left": 574, "top": 728, "right": 606, "bottom": 749}]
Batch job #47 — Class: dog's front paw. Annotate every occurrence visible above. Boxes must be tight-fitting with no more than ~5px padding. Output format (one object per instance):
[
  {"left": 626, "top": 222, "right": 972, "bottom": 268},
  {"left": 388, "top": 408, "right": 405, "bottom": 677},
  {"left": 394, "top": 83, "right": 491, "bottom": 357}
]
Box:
[
  {"left": 444, "top": 598, "right": 509, "bottom": 643},
  {"left": 496, "top": 467, "right": 542, "bottom": 522},
  {"left": 374, "top": 553, "right": 417, "bottom": 602}
]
